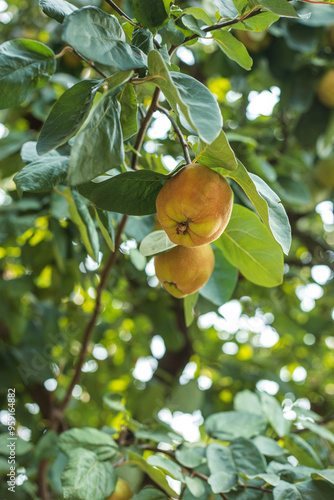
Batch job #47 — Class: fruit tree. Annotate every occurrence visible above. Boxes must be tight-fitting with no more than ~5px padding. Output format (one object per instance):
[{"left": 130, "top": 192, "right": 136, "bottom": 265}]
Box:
[{"left": 0, "top": 1, "right": 334, "bottom": 499}]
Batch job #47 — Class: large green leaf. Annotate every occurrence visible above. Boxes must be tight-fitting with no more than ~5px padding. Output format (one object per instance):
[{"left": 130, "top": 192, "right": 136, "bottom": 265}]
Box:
[
  {"left": 297, "top": 419, "right": 334, "bottom": 445},
  {"left": 133, "top": 0, "right": 168, "bottom": 27},
  {"left": 77, "top": 170, "right": 167, "bottom": 216},
  {"left": 214, "top": 0, "right": 238, "bottom": 19},
  {"left": 284, "top": 434, "right": 323, "bottom": 469},
  {"left": 39, "top": 0, "right": 77, "bottom": 23},
  {"left": 205, "top": 411, "right": 267, "bottom": 440},
  {"left": 211, "top": 31, "right": 253, "bottom": 70},
  {"left": 95, "top": 208, "right": 115, "bottom": 252},
  {"left": 220, "top": 161, "right": 291, "bottom": 255},
  {"left": 62, "top": 7, "right": 147, "bottom": 70},
  {"left": 37, "top": 80, "right": 101, "bottom": 155},
  {"left": 0, "top": 39, "right": 56, "bottom": 109},
  {"left": 148, "top": 50, "right": 222, "bottom": 144},
  {"left": 58, "top": 427, "right": 118, "bottom": 461},
  {"left": 233, "top": 12, "right": 279, "bottom": 31},
  {"left": 230, "top": 438, "right": 267, "bottom": 477},
  {"left": 207, "top": 442, "right": 238, "bottom": 493},
  {"left": 215, "top": 204, "right": 284, "bottom": 287},
  {"left": 14, "top": 151, "right": 68, "bottom": 196},
  {"left": 197, "top": 129, "right": 237, "bottom": 171},
  {"left": 199, "top": 245, "right": 238, "bottom": 306},
  {"left": 67, "top": 91, "right": 124, "bottom": 185},
  {"left": 61, "top": 448, "right": 116, "bottom": 500},
  {"left": 311, "top": 470, "right": 334, "bottom": 486}
]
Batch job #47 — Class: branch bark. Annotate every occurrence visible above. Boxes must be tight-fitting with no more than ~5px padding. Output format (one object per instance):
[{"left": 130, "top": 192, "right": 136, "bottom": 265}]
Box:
[
  {"left": 131, "top": 87, "right": 161, "bottom": 169},
  {"left": 58, "top": 214, "right": 128, "bottom": 413}
]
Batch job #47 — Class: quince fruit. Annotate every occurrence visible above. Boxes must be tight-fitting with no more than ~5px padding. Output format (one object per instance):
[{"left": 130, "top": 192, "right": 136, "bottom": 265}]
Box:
[
  {"left": 317, "top": 70, "right": 334, "bottom": 108},
  {"left": 105, "top": 479, "right": 133, "bottom": 500},
  {"left": 154, "top": 244, "right": 215, "bottom": 298},
  {"left": 316, "top": 158, "right": 334, "bottom": 189},
  {"left": 156, "top": 163, "right": 232, "bottom": 247}
]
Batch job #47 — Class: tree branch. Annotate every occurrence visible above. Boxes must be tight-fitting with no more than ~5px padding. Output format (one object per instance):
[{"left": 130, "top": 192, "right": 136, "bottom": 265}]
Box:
[
  {"left": 55, "top": 46, "right": 108, "bottom": 78},
  {"left": 104, "top": 0, "right": 138, "bottom": 26},
  {"left": 156, "top": 105, "right": 191, "bottom": 164},
  {"left": 58, "top": 215, "right": 128, "bottom": 413},
  {"left": 131, "top": 87, "right": 161, "bottom": 169},
  {"left": 169, "top": 8, "right": 263, "bottom": 56}
]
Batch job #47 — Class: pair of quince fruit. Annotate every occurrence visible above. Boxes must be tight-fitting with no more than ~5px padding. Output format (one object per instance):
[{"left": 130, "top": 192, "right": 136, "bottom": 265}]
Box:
[{"left": 154, "top": 164, "right": 233, "bottom": 298}]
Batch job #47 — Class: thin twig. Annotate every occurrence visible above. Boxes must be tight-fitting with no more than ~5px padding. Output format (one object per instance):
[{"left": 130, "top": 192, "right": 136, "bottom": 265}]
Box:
[
  {"left": 58, "top": 215, "right": 128, "bottom": 412},
  {"left": 131, "top": 87, "right": 161, "bottom": 169},
  {"left": 156, "top": 105, "right": 191, "bottom": 164},
  {"left": 104, "top": 0, "right": 138, "bottom": 26},
  {"left": 55, "top": 46, "right": 108, "bottom": 78},
  {"left": 169, "top": 8, "right": 262, "bottom": 56}
]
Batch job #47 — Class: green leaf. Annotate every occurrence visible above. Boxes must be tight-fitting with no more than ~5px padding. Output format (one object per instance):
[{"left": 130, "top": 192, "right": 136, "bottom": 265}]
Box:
[
  {"left": 61, "top": 448, "right": 116, "bottom": 500},
  {"left": 221, "top": 161, "right": 291, "bottom": 255},
  {"left": 297, "top": 419, "right": 334, "bottom": 445},
  {"left": 64, "top": 188, "right": 100, "bottom": 261},
  {"left": 95, "top": 208, "right": 115, "bottom": 252},
  {"left": 39, "top": 0, "right": 77, "bottom": 23},
  {"left": 37, "top": 79, "right": 101, "bottom": 155},
  {"left": 205, "top": 411, "right": 267, "bottom": 440},
  {"left": 106, "top": 70, "right": 135, "bottom": 92},
  {"left": 128, "top": 451, "right": 178, "bottom": 497},
  {"left": 215, "top": 204, "right": 284, "bottom": 287},
  {"left": 133, "top": 0, "right": 168, "bottom": 28},
  {"left": 207, "top": 443, "right": 238, "bottom": 493},
  {"left": 78, "top": 170, "right": 167, "bottom": 216},
  {"left": 233, "top": 11, "right": 279, "bottom": 31},
  {"left": 311, "top": 470, "right": 334, "bottom": 486},
  {"left": 284, "top": 434, "right": 323, "bottom": 469},
  {"left": 62, "top": 7, "right": 147, "bottom": 71},
  {"left": 214, "top": 0, "right": 239, "bottom": 19},
  {"left": 252, "top": 436, "right": 286, "bottom": 457},
  {"left": 14, "top": 151, "right": 68, "bottom": 196},
  {"left": 247, "top": 474, "right": 280, "bottom": 487},
  {"left": 199, "top": 246, "right": 238, "bottom": 306},
  {"left": 35, "top": 430, "right": 59, "bottom": 460},
  {"left": 234, "top": 390, "right": 262, "bottom": 415},
  {"left": 185, "top": 477, "right": 206, "bottom": 498},
  {"left": 147, "top": 455, "right": 183, "bottom": 481},
  {"left": 183, "top": 7, "right": 214, "bottom": 26},
  {"left": 175, "top": 444, "right": 205, "bottom": 468},
  {"left": 140, "top": 230, "right": 176, "bottom": 257},
  {"left": 230, "top": 438, "right": 267, "bottom": 476},
  {"left": 211, "top": 31, "right": 253, "bottom": 70},
  {"left": 249, "top": 173, "right": 291, "bottom": 255},
  {"left": 21, "top": 141, "right": 40, "bottom": 163},
  {"left": 67, "top": 91, "right": 124, "bottom": 185},
  {"left": 258, "top": 0, "right": 310, "bottom": 19},
  {"left": 148, "top": 50, "right": 222, "bottom": 144},
  {"left": 260, "top": 392, "right": 290, "bottom": 437},
  {"left": 184, "top": 292, "right": 199, "bottom": 327},
  {"left": 273, "top": 479, "right": 334, "bottom": 500},
  {"left": 58, "top": 427, "right": 118, "bottom": 461},
  {"left": 197, "top": 129, "right": 238, "bottom": 171},
  {"left": 132, "top": 489, "right": 168, "bottom": 500},
  {"left": 0, "top": 39, "right": 56, "bottom": 109},
  {"left": 132, "top": 28, "right": 155, "bottom": 55},
  {"left": 120, "top": 84, "right": 138, "bottom": 141}
]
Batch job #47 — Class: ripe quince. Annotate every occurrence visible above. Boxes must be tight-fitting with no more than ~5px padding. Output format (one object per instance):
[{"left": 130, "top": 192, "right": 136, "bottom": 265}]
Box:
[
  {"left": 156, "top": 163, "right": 233, "bottom": 247},
  {"left": 317, "top": 70, "right": 334, "bottom": 108},
  {"left": 154, "top": 244, "right": 215, "bottom": 298},
  {"left": 105, "top": 479, "right": 133, "bottom": 500}
]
